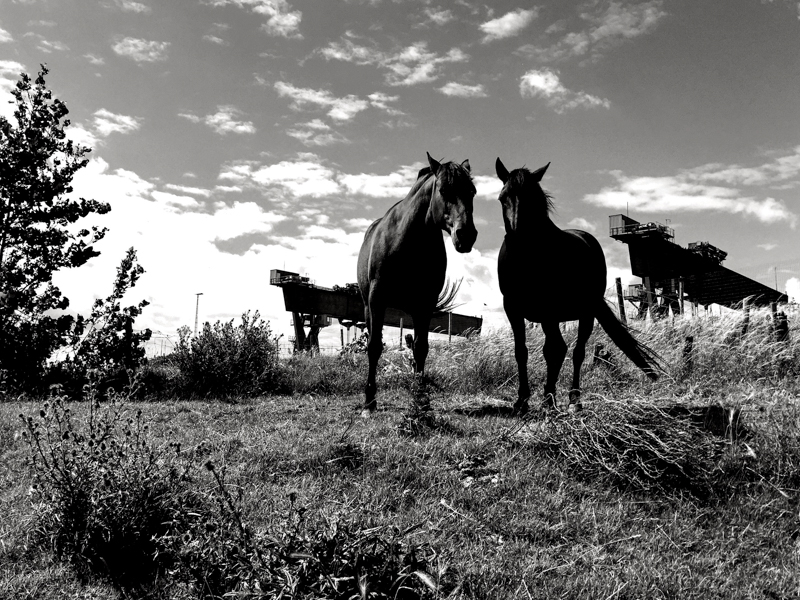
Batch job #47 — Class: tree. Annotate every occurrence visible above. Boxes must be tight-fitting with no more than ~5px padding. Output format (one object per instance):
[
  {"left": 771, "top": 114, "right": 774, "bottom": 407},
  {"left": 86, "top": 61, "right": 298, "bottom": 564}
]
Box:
[{"left": 0, "top": 65, "right": 111, "bottom": 392}]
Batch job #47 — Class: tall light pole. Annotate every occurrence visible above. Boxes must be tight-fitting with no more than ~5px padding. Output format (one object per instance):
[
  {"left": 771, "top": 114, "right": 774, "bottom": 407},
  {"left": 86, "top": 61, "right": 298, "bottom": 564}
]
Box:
[{"left": 194, "top": 292, "right": 203, "bottom": 335}]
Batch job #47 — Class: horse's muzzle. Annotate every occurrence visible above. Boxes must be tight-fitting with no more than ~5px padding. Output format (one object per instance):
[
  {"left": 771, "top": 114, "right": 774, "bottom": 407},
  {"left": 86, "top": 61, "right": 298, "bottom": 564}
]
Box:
[{"left": 453, "top": 225, "right": 477, "bottom": 253}]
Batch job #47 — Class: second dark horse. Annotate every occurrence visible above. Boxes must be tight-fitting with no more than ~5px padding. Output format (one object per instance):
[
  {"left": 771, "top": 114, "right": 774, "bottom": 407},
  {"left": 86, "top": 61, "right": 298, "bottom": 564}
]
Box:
[
  {"left": 358, "top": 153, "right": 478, "bottom": 415},
  {"left": 495, "top": 157, "right": 661, "bottom": 414}
]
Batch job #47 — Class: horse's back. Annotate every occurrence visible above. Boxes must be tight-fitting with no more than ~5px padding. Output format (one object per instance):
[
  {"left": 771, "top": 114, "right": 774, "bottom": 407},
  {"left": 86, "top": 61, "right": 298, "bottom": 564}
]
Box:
[
  {"left": 357, "top": 217, "right": 383, "bottom": 300},
  {"left": 499, "top": 227, "right": 607, "bottom": 321}
]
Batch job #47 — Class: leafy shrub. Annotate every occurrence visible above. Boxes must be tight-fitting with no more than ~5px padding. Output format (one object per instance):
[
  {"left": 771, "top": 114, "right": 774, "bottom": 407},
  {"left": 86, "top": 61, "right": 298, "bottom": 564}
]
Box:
[
  {"left": 20, "top": 386, "right": 203, "bottom": 593},
  {"left": 173, "top": 311, "right": 280, "bottom": 398}
]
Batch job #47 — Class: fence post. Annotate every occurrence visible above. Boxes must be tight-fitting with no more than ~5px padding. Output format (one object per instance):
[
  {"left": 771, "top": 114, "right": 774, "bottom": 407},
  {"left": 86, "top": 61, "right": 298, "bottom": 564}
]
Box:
[
  {"left": 615, "top": 277, "right": 627, "bottom": 325},
  {"left": 683, "top": 336, "right": 694, "bottom": 374},
  {"left": 776, "top": 311, "right": 789, "bottom": 342},
  {"left": 679, "top": 277, "right": 685, "bottom": 316},
  {"left": 448, "top": 312, "right": 452, "bottom": 344},
  {"left": 741, "top": 298, "right": 750, "bottom": 337},
  {"left": 399, "top": 317, "right": 403, "bottom": 348}
]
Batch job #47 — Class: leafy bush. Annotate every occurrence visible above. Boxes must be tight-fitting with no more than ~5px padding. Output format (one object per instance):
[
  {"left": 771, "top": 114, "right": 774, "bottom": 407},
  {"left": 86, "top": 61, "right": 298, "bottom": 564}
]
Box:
[
  {"left": 20, "top": 386, "right": 203, "bottom": 594},
  {"left": 173, "top": 311, "right": 280, "bottom": 398}
]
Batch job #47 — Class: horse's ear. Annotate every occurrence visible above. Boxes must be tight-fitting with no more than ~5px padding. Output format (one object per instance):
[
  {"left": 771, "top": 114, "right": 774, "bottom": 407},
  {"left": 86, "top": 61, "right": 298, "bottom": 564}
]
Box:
[
  {"left": 427, "top": 152, "right": 441, "bottom": 174},
  {"left": 495, "top": 157, "right": 510, "bottom": 184},
  {"left": 531, "top": 162, "right": 550, "bottom": 182},
  {"left": 460, "top": 159, "right": 471, "bottom": 173}
]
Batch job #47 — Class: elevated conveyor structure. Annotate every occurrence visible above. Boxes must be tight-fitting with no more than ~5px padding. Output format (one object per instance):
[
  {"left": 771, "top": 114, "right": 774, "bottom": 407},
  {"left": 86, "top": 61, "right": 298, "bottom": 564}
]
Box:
[
  {"left": 609, "top": 215, "right": 787, "bottom": 317},
  {"left": 270, "top": 269, "right": 482, "bottom": 352}
]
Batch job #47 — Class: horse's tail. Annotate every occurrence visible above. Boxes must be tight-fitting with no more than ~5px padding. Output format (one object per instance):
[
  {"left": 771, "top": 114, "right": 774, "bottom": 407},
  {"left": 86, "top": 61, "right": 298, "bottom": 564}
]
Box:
[
  {"left": 594, "top": 299, "right": 664, "bottom": 380},
  {"left": 434, "top": 278, "right": 463, "bottom": 313}
]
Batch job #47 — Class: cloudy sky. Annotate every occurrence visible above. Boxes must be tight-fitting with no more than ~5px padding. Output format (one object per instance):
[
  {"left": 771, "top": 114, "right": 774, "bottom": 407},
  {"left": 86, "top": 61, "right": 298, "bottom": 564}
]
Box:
[{"left": 1, "top": 0, "right": 798, "bottom": 350}]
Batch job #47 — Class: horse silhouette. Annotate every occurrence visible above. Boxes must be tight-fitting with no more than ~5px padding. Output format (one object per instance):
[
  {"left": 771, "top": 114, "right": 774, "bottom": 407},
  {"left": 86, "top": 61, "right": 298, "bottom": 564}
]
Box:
[
  {"left": 495, "top": 157, "right": 661, "bottom": 414},
  {"left": 357, "top": 153, "right": 477, "bottom": 414}
]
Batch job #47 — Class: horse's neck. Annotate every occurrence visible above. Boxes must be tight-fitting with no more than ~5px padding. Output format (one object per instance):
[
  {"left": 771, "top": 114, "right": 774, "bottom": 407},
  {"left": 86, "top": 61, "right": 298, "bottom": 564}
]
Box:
[
  {"left": 400, "top": 178, "right": 440, "bottom": 234},
  {"left": 508, "top": 214, "right": 560, "bottom": 245}
]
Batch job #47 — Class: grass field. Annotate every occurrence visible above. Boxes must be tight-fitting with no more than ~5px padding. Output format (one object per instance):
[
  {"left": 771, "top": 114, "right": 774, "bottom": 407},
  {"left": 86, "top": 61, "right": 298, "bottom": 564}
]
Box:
[{"left": 1, "top": 307, "right": 799, "bottom": 599}]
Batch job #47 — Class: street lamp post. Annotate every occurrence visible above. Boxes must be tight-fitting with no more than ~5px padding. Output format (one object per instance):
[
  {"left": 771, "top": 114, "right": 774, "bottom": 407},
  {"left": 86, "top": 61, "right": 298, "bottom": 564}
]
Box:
[{"left": 194, "top": 292, "right": 203, "bottom": 336}]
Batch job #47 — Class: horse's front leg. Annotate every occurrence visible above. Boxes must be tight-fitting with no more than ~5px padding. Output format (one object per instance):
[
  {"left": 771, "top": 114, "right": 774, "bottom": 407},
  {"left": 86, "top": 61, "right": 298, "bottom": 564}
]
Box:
[
  {"left": 411, "top": 312, "right": 432, "bottom": 377},
  {"left": 569, "top": 316, "right": 595, "bottom": 411},
  {"left": 364, "top": 291, "right": 386, "bottom": 416},
  {"left": 541, "top": 320, "right": 567, "bottom": 410},
  {"left": 504, "top": 300, "right": 530, "bottom": 415}
]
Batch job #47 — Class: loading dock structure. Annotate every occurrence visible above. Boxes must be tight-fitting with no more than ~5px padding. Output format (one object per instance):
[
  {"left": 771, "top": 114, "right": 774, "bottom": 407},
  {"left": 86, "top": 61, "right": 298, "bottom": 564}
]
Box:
[
  {"left": 608, "top": 214, "right": 787, "bottom": 318},
  {"left": 270, "top": 269, "right": 482, "bottom": 352}
]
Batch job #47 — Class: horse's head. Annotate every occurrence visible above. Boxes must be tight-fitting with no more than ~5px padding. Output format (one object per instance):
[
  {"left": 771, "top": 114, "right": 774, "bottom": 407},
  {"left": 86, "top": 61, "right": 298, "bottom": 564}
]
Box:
[
  {"left": 426, "top": 152, "right": 478, "bottom": 253},
  {"left": 495, "top": 157, "right": 552, "bottom": 235}
]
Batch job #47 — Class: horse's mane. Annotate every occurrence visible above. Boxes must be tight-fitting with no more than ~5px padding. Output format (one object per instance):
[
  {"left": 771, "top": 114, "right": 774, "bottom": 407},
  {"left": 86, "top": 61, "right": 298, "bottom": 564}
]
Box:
[
  {"left": 510, "top": 167, "right": 554, "bottom": 214},
  {"left": 411, "top": 161, "right": 476, "bottom": 197}
]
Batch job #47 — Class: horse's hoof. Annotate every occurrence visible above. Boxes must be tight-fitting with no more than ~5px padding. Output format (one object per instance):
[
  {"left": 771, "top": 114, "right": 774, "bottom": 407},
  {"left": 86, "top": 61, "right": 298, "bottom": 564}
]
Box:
[
  {"left": 512, "top": 399, "right": 529, "bottom": 417},
  {"left": 361, "top": 403, "right": 377, "bottom": 418},
  {"left": 542, "top": 393, "right": 557, "bottom": 412}
]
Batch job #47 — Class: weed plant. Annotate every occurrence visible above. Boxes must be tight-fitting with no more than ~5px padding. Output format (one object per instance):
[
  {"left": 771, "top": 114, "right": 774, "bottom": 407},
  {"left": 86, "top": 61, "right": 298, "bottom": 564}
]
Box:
[{"left": 19, "top": 383, "right": 202, "bottom": 595}]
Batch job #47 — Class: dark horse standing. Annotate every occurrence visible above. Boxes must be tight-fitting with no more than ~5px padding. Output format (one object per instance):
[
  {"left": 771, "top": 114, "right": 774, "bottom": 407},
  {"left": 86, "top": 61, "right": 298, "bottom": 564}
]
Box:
[
  {"left": 495, "top": 158, "right": 661, "bottom": 414},
  {"left": 358, "top": 153, "right": 478, "bottom": 414}
]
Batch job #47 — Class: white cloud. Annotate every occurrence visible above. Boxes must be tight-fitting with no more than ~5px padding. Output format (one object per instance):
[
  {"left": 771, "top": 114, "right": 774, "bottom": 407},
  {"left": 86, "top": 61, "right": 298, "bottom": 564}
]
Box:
[
  {"left": 0, "top": 25, "right": 13, "bottom": 43},
  {"left": 787, "top": 277, "right": 800, "bottom": 303},
  {"left": 437, "top": 82, "right": 487, "bottom": 98},
  {"left": 319, "top": 39, "right": 468, "bottom": 86},
  {"left": 114, "top": 0, "right": 151, "bottom": 13},
  {"left": 384, "top": 43, "right": 468, "bottom": 86},
  {"left": 757, "top": 243, "right": 778, "bottom": 251},
  {"left": 93, "top": 108, "right": 141, "bottom": 136},
  {"left": 28, "top": 36, "right": 69, "bottom": 54},
  {"left": 585, "top": 166, "right": 798, "bottom": 227},
  {"left": 473, "top": 175, "right": 503, "bottom": 200},
  {"left": 518, "top": 0, "right": 666, "bottom": 62},
  {"left": 340, "top": 164, "right": 421, "bottom": 198},
  {"left": 220, "top": 156, "right": 342, "bottom": 198},
  {"left": 286, "top": 120, "right": 350, "bottom": 146},
  {"left": 112, "top": 37, "right": 170, "bottom": 62},
  {"left": 480, "top": 8, "right": 538, "bottom": 43},
  {"left": 164, "top": 184, "right": 213, "bottom": 197},
  {"left": 203, "top": 34, "right": 228, "bottom": 45},
  {"left": 275, "top": 81, "right": 369, "bottom": 121},
  {"left": 424, "top": 8, "right": 454, "bottom": 26},
  {"left": 180, "top": 106, "right": 256, "bottom": 135},
  {"left": 520, "top": 68, "right": 610, "bottom": 112},
  {"left": 0, "top": 61, "right": 24, "bottom": 121},
  {"left": 367, "top": 92, "right": 403, "bottom": 115},
  {"left": 66, "top": 125, "right": 100, "bottom": 149},
  {"left": 55, "top": 158, "right": 291, "bottom": 337},
  {"left": 208, "top": 0, "right": 302, "bottom": 38},
  {"left": 567, "top": 217, "right": 597, "bottom": 232},
  {"left": 687, "top": 146, "right": 800, "bottom": 187},
  {"left": 84, "top": 53, "right": 105, "bottom": 65}
]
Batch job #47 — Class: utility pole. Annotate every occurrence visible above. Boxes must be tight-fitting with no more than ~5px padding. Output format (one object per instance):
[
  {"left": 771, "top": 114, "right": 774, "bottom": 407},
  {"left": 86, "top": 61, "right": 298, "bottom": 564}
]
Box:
[{"left": 194, "top": 292, "right": 203, "bottom": 336}]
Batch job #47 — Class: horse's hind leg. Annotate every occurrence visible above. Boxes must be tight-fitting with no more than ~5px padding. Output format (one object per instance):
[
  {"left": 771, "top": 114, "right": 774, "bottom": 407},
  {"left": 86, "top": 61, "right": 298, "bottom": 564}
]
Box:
[
  {"left": 364, "top": 293, "right": 386, "bottom": 415},
  {"left": 541, "top": 320, "right": 567, "bottom": 410},
  {"left": 569, "top": 316, "right": 595, "bottom": 411},
  {"left": 504, "top": 300, "right": 530, "bottom": 415}
]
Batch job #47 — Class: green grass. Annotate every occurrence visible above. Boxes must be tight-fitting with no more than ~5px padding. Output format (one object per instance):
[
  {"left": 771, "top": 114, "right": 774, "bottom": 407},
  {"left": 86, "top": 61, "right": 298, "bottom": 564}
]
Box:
[{"left": 1, "top": 306, "right": 799, "bottom": 598}]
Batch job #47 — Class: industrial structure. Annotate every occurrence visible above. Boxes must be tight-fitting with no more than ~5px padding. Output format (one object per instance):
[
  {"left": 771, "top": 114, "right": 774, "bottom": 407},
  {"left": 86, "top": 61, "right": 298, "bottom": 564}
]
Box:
[
  {"left": 609, "top": 214, "right": 787, "bottom": 318},
  {"left": 270, "top": 269, "right": 483, "bottom": 352}
]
